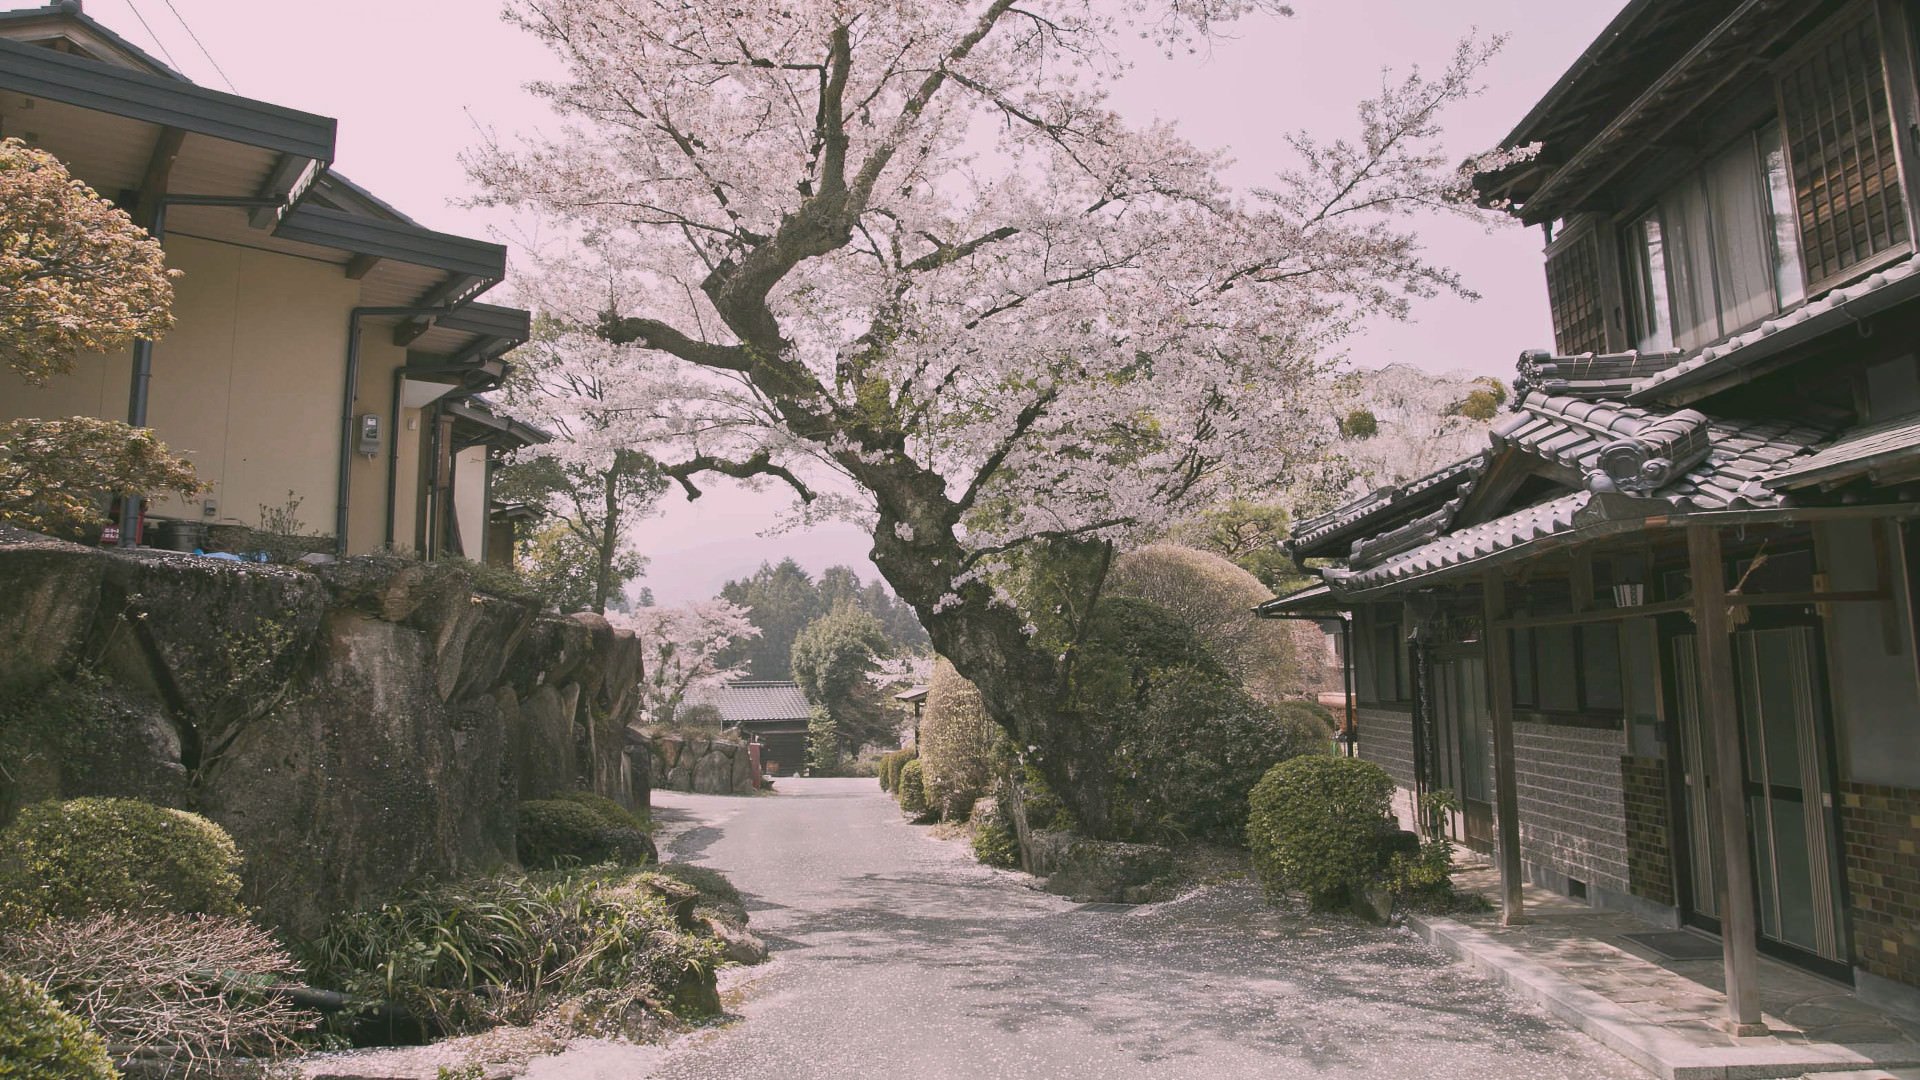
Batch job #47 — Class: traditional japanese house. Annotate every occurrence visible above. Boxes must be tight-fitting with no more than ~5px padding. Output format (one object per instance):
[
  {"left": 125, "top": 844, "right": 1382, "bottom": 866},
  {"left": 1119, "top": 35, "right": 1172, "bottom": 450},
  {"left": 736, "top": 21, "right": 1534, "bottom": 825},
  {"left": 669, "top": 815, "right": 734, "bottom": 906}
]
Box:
[
  {"left": 700, "top": 680, "right": 814, "bottom": 776},
  {"left": 1264, "top": 0, "right": 1920, "bottom": 1030}
]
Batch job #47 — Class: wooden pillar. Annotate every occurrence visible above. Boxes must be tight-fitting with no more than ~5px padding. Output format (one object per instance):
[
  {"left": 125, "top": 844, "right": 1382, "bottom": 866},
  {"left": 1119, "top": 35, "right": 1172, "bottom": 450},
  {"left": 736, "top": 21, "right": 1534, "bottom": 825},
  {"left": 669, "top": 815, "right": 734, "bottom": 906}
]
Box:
[
  {"left": 1482, "top": 572, "right": 1527, "bottom": 925},
  {"left": 1686, "top": 524, "right": 1768, "bottom": 1036}
]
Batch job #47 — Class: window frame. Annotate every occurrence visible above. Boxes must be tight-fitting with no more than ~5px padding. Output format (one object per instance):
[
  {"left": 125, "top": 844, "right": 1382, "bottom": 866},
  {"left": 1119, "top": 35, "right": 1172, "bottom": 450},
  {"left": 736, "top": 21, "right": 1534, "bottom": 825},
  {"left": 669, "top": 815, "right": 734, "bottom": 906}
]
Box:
[
  {"left": 1506, "top": 618, "right": 1628, "bottom": 728},
  {"left": 1617, "top": 122, "right": 1807, "bottom": 354}
]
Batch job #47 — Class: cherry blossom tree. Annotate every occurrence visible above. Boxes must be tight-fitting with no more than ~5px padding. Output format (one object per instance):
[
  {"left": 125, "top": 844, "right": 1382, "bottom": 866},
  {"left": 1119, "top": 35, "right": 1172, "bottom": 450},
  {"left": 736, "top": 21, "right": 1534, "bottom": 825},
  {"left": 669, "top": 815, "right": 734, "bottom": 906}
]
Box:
[
  {"left": 615, "top": 600, "right": 760, "bottom": 726},
  {"left": 473, "top": 1, "right": 1510, "bottom": 835}
]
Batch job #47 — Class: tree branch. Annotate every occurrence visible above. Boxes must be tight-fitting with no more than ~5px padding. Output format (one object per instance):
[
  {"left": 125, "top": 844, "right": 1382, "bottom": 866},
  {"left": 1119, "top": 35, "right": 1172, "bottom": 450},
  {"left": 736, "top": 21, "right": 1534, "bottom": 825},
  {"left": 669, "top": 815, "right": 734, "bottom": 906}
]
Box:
[
  {"left": 662, "top": 450, "right": 816, "bottom": 503},
  {"left": 599, "top": 314, "right": 751, "bottom": 370}
]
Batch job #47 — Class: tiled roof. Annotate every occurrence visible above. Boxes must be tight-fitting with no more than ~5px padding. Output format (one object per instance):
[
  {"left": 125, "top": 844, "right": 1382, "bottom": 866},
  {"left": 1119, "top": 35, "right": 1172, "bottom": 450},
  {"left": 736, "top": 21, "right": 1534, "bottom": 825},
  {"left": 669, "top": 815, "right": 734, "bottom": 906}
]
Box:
[
  {"left": 1286, "top": 455, "right": 1485, "bottom": 558},
  {"left": 1314, "top": 394, "right": 1834, "bottom": 597},
  {"left": 695, "top": 681, "right": 813, "bottom": 726},
  {"left": 1764, "top": 415, "right": 1920, "bottom": 491},
  {"left": 1323, "top": 492, "right": 1593, "bottom": 593},
  {"left": 1515, "top": 348, "right": 1688, "bottom": 401},
  {"left": 1253, "top": 582, "right": 1340, "bottom": 618},
  {"left": 1630, "top": 255, "right": 1920, "bottom": 402}
]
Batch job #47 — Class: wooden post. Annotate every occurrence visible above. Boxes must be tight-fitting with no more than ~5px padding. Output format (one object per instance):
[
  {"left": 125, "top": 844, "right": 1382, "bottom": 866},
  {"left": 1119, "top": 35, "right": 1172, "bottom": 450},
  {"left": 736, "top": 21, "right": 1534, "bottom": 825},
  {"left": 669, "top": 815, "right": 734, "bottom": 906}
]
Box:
[
  {"left": 1482, "top": 572, "right": 1527, "bottom": 925},
  {"left": 1687, "top": 524, "right": 1768, "bottom": 1036}
]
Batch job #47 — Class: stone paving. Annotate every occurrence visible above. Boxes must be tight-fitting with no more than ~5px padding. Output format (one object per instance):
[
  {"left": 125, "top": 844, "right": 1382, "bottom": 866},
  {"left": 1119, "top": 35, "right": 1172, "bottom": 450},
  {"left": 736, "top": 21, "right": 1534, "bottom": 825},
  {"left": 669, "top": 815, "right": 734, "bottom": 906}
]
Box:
[{"left": 1412, "top": 863, "right": 1920, "bottom": 1079}]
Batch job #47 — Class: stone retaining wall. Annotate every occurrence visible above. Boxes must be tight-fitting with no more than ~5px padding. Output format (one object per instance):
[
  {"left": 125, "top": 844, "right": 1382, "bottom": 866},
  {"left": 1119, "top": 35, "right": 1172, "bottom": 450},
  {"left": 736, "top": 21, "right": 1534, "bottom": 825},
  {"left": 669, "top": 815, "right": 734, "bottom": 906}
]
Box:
[
  {"left": 639, "top": 732, "right": 758, "bottom": 795},
  {"left": 0, "top": 528, "right": 650, "bottom": 937}
]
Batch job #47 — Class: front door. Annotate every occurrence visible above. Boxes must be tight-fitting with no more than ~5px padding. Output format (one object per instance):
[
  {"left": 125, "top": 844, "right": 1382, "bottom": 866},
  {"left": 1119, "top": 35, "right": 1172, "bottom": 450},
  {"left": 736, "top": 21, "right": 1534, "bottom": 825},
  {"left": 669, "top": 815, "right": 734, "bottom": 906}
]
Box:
[
  {"left": 1428, "top": 649, "right": 1495, "bottom": 853},
  {"left": 1668, "top": 620, "right": 1849, "bottom": 974}
]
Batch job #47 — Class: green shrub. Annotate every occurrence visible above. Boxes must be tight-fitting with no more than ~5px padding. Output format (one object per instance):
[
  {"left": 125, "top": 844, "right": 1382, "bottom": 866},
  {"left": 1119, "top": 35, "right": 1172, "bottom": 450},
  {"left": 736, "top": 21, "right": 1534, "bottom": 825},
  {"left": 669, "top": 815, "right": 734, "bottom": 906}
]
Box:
[
  {"left": 1246, "top": 755, "right": 1396, "bottom": 911},
  {"left": 0, "top": 969, "right": 118, "bottom": 1080},
  {"left": 877, "top": 751, "right": 896, "bottom": 791},
  {"left": 1386, "top": 789, "right": 1480, "bottom": 913},
  {"left": 306, "top": 866, "right": 725, "bottom": 1035},
  {"left": 517, "top": 798, "right": 656, "bottom": 870},
  {"left": 550, "top": 790, "right": 652, "bottom": 833},
  {"left": 896, "top": 759, "right": 927, "bottom": 816},
  {"left": 0, "top": 798, "right": 244, "bottom": 926},
  {"left": 918, "top": 661, "right": 1001, "bottom": 821},
  {"left": 969, "top": 801, "right": 1020, "bottom": 870}
]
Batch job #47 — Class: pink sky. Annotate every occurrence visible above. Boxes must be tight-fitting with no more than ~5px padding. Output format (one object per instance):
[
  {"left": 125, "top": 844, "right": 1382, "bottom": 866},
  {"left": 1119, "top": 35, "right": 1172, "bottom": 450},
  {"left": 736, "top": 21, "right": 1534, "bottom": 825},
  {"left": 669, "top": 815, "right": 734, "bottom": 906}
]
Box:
[{"left": 55, "top": 0, "right": 1619, "bottom": 604}]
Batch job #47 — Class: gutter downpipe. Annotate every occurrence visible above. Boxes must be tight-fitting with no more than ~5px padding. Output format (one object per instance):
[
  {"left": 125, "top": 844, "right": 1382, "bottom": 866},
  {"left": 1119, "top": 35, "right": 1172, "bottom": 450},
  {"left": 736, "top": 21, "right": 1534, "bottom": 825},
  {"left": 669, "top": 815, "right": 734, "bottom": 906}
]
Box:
[
  {"left": 337, "top": 306, "right": 454, "bottom": 557},
  {"left": 1341, "top": 613, "right": 1357, "bottom": 757},
  {"left": 118, "top": 194, "right": 284, "bottom": 547}
]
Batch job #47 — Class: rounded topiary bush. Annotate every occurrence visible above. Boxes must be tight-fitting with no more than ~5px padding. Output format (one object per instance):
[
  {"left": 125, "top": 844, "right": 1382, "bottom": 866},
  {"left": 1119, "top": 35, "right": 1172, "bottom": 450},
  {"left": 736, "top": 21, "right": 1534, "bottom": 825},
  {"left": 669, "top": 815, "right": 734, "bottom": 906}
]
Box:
[
  {"left": 896, "top": 759, "right": 928, "bottom": 816},
  {"left": 517, "top": 798, "right": 656, "bottom": 870},
  {"left": 0, "top": 798, "right": 245, "bottom": 926},
  {"left": 0, "top": 969, "right": 119, "bottom": 1079},
  {"left": 919, "top": 661, "right": 1000, "bottom": 820},
  {"left": 1246, "top": 755, "right": 1396, "bottom": 911},
  {"left": 551, "top": 790, "right": 651, "bottom": 832}
]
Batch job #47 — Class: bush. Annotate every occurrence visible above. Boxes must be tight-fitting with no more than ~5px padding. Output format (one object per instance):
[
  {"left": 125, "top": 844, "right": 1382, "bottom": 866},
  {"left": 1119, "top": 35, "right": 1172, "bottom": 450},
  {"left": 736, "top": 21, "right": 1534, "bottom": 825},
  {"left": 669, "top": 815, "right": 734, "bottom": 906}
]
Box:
[
  {"left": 0, "top": 969, "right": 118, "bottom": 1080},
  {"left": 1246, "top": 755, "right": 1396, "bottom": 911},
  {"left": 879, "top": 748, "right": 916, "bottom": 794},
  {"left": 0, "top": 912, "right": 312, "bottom": 1070},
  {"left": 517, "top": 798, "right": 656, "bottom": 870},
  {"left": 969, "top": 800, "right": 1020, "bottom": 870},
  {"left": 1065, "top": 598, "right": 1329, "bottom": 845},
  {"left": 306, "top": 866, "right": 725, "bottom": 1036},
  {"left": 550, "top": 790, "right": 652, "bottom": 833},
  {"left": 1106, "top": 543, "right": 1308, "bottom": 705},
  {"left": 918, "top": 660, "right": 1001, "bottom": 820},
  {"left": 0, "top": 798, "right": 245, "bottom": 926},
  {"left": 896, "top": 759, "right": 927, "bottom": 816}
]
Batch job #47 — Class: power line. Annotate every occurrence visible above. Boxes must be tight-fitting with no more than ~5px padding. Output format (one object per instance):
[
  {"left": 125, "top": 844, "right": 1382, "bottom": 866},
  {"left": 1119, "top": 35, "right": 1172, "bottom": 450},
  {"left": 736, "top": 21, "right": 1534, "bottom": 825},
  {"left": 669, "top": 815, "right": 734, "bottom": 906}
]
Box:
[
  {"left": 158, "top": 0, "right": 235, "bottom": 92},
  {"left": 122, "top": 0, "right": 184, "bottom": 73}
]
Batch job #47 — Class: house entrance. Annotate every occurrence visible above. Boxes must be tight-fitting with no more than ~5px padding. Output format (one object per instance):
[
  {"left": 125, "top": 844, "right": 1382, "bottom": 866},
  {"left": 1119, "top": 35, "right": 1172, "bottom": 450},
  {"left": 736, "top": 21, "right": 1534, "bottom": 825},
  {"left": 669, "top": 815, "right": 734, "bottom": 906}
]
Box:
[
  {"left": 1667, "top": 619, "right": 1849, "bottom": 977},
  {"left": 1426, "top": 647, "right": 1495, "bottom": 853}
]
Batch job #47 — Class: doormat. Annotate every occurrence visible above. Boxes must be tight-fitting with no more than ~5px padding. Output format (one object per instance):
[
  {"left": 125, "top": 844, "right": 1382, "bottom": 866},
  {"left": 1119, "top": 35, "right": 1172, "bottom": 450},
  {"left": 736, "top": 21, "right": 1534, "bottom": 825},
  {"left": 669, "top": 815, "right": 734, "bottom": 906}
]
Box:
[
  {"left": 1621, "top": 931, "right": 1723, "bottom": 961},
  {"left": 1073, "top": 902, "right": 1139, "bottom": 914}
]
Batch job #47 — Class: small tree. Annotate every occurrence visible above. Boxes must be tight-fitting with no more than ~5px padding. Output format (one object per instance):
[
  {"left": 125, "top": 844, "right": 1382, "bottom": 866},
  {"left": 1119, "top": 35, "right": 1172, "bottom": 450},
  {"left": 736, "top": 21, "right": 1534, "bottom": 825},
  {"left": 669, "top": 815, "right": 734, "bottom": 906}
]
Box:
[
  {"left": 1, "top": 138, "right": 175, "bottom": 385},
  {"left": 790, "top": 606, "right": 895, "bottom": 757},
  {"left": 1, "top": 139, "right": 199, "bottom": 538},
  {"left": 614, "top": 600, "right": 759, "bottom": 726},
  {"left": 1107, "top": 543, "right": 1308, "bottom": 705},
  {"left": 806, "top": 705, "right": 841, "bottom": 773},
  {"left": 495, "top": 324, "right": 668, "bottom": 613}
]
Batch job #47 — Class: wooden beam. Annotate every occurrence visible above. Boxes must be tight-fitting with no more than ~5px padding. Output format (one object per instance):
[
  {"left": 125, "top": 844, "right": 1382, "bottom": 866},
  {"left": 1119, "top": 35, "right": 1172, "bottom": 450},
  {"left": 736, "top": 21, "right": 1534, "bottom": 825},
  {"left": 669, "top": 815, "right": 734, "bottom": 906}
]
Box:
[
  {"left": 1875, "top": 0, "right": 1920, "bottom": 251},
  {"left": 1685, "top": 524, "right": 1768, "bottom": 1036},
  {"left": 393, "top": 273, "right": 483, "bottom": 346},
  {"left": 1481, "top": 572, "right": 1528, "bottom": 926},
  {"left": 133, "top": 126, "right": 185, "bottom": 227},
  {"left": 344, "top": 252, "right": 382, "bottom": 280},
  {"left": 247, "top": 152, "right": 307, "bottom": 229}
]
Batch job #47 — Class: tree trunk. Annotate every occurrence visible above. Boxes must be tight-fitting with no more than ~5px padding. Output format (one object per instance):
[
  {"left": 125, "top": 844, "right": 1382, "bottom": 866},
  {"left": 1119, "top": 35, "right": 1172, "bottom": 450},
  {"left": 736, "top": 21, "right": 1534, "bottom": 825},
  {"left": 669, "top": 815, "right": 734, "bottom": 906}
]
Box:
[
  {"left": 592, "top": 469, "right": 618, "bottom": 614},
  {"left": 868, "top": 522, "right": 1120, "bottom": 840}
]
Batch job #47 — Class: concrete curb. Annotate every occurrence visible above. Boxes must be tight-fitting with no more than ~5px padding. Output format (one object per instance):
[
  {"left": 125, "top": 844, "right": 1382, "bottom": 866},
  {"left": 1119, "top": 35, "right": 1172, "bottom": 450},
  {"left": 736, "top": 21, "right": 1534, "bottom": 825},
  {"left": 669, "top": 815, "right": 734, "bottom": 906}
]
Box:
[{"left": 1406, "top": 911, "right": 1920, "bottom": 1080}]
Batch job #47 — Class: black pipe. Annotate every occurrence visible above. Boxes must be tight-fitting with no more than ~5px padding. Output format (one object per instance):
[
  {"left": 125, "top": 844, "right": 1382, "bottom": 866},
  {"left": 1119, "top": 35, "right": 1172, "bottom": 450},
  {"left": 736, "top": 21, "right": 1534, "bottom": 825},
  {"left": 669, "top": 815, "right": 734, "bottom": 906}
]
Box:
[
  {"left": 1342, "top": 614, "right": 1357, "bottom": 757},
  {"left": 335, "top": 306, "right": 453, "bottom": 556}
]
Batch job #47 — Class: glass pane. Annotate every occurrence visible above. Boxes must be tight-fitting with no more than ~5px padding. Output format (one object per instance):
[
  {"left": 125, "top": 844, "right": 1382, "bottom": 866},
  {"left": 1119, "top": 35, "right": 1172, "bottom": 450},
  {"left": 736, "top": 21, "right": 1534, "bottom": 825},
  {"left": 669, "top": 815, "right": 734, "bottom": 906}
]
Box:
[
  {"left": 1665, "top": 177, "right": 1720, "bottom": 348},
  {"left": 1768, "top": 795, "right": 1818, "bottom": 951},
  {"left": 1374, "top": 626, "right": 1397, "bottom": 702},
  {"left": 1537, "top": 626, "right": 1579, "bottom": 712},
  {"left": 1623, "top": 619, "right": 1659, "bottom": 722},
  {"left": 1762, "top": 125, "right": 1806, "bottom": 308},
  {"left": 1462, "top": 661, "right": 1491, "bottom": 802},
  {"left": 1581, "top": 623, "right": 1625, "bottom": 711},
  {"left": 1705, "top": 135, "right": 1777, "bottom": 331},
  {"left": 1628, "top": 213, "right": 1675, "bottom": 351},
  {"left": 1512, "top": 628, "right": 1536, "bottom": 707}
]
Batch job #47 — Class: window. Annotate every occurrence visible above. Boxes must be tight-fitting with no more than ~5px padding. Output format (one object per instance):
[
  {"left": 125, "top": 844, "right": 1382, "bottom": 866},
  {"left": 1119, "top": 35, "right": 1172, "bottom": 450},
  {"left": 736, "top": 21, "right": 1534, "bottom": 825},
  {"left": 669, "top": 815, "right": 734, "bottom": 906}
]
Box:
[
  {"left": 1777, "top": 9, "right": 1908, "bottom": 287},
  {"left": 1623, "top": 126, "right": 1805, "bottom": 351},
  {"left": 1546, "top": 224, "right": 1609, "bottom": 355},
  {"left": 1370, "top": 622, "right": 1408, "bottom": 703},
  {"left": 1508, "top": 621, "right": 1627, "bottom": 720}
]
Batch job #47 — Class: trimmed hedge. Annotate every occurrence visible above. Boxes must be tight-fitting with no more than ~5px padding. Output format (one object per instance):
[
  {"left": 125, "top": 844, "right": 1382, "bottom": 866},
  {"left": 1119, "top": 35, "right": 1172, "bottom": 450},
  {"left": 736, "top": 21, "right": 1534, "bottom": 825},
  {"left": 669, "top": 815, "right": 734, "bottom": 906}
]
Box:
[
  {"left": 0, "top": 798, "right": 245, "bottom": 926},
  {"left": 918, "top": 661, "right": 1000, "bottom": 821},
  {"left": 878, "top": 748, "right": 916, "bottom": 794},
  {"left": 896, "top": 759, "right": 927, "bottom": 816},
  {"left": 550, "top": 790, "right": 651, "bottom": 833},
  {"left": 0, "top": 970, "right": 118, "bottom": 1079},
  {"left": 1246, "top": 755, "right": 1396, "bottom": 911},
  {"left": 517, "top": 798, "right": 656, "bottom": 870}
]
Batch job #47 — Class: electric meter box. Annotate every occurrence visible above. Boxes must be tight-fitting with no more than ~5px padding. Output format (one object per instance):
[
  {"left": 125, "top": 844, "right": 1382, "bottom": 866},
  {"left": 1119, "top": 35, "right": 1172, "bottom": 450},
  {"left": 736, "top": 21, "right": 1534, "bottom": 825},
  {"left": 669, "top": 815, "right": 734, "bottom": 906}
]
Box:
[{"left": 356, "top": 414, "right": 381, "bottom": 456}]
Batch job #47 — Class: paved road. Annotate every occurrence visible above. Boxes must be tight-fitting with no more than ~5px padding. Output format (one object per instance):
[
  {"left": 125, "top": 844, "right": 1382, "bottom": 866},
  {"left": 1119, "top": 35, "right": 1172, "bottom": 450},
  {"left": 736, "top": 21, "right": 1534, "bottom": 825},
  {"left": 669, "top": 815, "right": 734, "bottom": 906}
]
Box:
[{"left": 605, "top": 778, "right": 1648, "bottom": 1079}]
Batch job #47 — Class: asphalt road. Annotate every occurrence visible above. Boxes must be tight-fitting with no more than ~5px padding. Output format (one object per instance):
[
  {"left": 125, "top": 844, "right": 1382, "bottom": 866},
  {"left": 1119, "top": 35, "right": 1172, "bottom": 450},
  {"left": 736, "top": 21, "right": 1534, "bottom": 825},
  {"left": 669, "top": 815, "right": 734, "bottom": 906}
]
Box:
[{"left": 586, "top": 778, "right": 1648, "bottom": 1079}]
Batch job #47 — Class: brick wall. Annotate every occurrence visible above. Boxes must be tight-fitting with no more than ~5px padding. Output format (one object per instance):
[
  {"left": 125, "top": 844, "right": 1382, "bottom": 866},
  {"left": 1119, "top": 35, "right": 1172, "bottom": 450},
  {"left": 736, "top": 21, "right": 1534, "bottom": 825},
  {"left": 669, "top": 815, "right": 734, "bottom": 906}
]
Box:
[
  {"left": 1358, "top": 705, "right": 1417, "bottom": 829},
  {"left": 1840, "top": 782, "right": 1920, "bottom": 989},
  {"left": 1513, "top": 721, "right": 1630, "bottom": 895},
  {"left": 1619, "top": 755, "right": 1675, "bottom": 906}
]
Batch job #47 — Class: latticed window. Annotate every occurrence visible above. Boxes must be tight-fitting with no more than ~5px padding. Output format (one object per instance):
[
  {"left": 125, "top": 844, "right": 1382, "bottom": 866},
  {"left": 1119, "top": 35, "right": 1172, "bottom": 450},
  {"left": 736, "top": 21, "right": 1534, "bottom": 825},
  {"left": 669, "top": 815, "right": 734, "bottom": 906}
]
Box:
[
  {"left": 1777, "top": 9, "right": 1909, "bottom": 288},
  {"left": 1545, "top": 224, "right": 1607, "bottom": 356}
]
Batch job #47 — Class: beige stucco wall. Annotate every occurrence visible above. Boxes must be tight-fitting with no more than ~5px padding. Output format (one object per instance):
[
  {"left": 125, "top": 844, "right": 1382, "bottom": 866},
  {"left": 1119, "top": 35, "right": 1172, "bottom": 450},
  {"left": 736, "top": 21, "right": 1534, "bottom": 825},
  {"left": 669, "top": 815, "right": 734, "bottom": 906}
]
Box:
[
  {"left": 1, "top": 234, "right": 357, "bottom": 538},
  {"left": 344, "top": 323, "right": 409, "bottom": 555}
]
